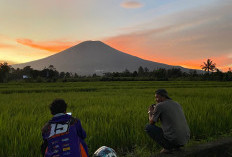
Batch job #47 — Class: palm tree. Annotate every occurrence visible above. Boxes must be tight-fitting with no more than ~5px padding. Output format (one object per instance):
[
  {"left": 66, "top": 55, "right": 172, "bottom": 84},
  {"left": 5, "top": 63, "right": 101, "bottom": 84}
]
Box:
[
  {"left": 228, "top": 68, "right": 232, "bottom": 72},
  {"left": 201, "top": 59, "right": 216, "bottom": 74}
]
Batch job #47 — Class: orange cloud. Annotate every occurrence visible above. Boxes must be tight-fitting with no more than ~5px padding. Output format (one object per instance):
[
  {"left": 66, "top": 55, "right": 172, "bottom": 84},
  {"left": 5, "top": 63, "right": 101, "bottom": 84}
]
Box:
[
  {"left": 103, "top": 31, "right": 232, "bottom": 72},
  {"left": 17, "top": 39, "right": 80, "bottom": 52},
  {"left": 120, "top": 1, "right": 144, "bottom": 9}
]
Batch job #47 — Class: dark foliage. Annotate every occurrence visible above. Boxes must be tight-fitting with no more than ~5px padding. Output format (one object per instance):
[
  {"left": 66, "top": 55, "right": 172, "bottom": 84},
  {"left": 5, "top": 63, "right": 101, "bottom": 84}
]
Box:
[{"left": 0, "top": 62, "right": 232, "bottom": 82}]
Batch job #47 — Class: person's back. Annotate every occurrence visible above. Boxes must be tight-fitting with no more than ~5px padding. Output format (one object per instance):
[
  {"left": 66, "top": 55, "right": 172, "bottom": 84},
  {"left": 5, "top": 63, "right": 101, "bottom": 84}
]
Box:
[
  {"left": 155, "top": 100, "right": 190, "bottom": 145},
  {"left": 41, "top": 99, "right": 88, "bottom": 157}
]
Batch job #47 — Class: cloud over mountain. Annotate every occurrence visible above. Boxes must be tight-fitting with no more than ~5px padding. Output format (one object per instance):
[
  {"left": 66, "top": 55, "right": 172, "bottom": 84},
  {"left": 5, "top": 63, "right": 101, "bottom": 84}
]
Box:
[
  {"left": 17, "top": 39, "right": 79, "bottom": 52},
  {"left": 120, "top": 1, "right": 144, "bottom": 9}
]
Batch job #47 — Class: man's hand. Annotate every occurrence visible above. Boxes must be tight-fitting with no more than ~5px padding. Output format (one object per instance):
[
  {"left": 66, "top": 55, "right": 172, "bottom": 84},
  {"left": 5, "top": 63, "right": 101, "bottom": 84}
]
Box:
[
  {"left": 148, "top": 104, "right": 155, "bottom": 113},
  {"left": 148, "top": 104, "right": 156, "bottom": 124}
]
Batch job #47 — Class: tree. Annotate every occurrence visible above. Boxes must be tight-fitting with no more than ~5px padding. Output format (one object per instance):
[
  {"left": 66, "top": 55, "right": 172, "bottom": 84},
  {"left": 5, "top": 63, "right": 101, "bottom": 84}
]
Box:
[
  {"left": 48, "top": 65, "right": 56, "bottom": 71},
  {"left": 0, "top": 62, "right": 11, "bottom": 82},
  {"left": 138, "top": 66, "right": 145, "bottom": 77},
  {"left": 65, "top": 72, "right": 71, "bottom": 78},
  {"left": 228, "top": 68, "right": 232, "bottom": 72},
  {"left": 201, "top": 59, "right": 216, "bottom": 74},
  {"left": 122, "top": 69, "right": 131, "bottom": 77},
  {"left": 144, "top": 67, "right": 149, "bottom": 77},
  {"left": 41, "top": 65, "right": 59, "bottom": 80},
  {"left": 153, "top": 68, "right": 167, "bottom": 80},
  {"left": 213, "top": 69, "right": 224, "bottom": 81},
  {"left": 224, "top": 68, "right": 232, "bottom": 81},
  {"left": 60, "top": 72, "right": 66, "bottom": 78},
  {"left": 167, "top": 68, "right": 182, "bottom": 78},
  {"left": 74, "top": 73, "right": 79, "bottom": 78},
  {"left": 189, "top": 70, "right": 198, "bottom": 77},
  {"left": 132, "top": 71, "right": 138, "bottom": 77},
  {"left": 22, "top": 66, "right": 33, "bottom": 77}
]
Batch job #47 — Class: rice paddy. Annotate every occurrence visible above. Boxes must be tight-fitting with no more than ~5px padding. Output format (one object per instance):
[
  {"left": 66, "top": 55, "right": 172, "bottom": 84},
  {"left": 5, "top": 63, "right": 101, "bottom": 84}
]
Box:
[{"left": 0, "top": 81, "right": 232, "bottom": 156}]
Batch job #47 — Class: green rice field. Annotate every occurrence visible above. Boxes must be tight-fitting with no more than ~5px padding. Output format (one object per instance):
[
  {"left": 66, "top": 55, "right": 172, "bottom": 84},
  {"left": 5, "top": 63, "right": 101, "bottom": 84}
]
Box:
[{"left": 0, "top": 81, "right": 232, "bottom": 156}]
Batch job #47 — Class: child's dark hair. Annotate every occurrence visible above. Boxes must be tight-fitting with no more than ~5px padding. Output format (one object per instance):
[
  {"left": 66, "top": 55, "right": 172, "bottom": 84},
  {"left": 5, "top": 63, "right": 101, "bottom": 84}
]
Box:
[{"left": 49, "top": 99, "right": 67, "bottom": 115}]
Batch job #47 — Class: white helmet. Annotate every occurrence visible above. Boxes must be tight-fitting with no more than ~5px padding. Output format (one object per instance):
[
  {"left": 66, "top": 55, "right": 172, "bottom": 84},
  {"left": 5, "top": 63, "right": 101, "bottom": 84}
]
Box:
[{"left": 93, "top": 146, "right": 117, "bottom": 157}]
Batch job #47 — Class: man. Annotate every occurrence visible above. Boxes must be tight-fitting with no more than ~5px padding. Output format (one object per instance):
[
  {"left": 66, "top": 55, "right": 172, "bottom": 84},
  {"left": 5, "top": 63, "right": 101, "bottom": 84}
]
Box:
[
  {"left": 41, "top": 99, "right": 89, "bottom": 157},
  {"left": 145, "top": 89, "right": 190, "bottom": 153}
]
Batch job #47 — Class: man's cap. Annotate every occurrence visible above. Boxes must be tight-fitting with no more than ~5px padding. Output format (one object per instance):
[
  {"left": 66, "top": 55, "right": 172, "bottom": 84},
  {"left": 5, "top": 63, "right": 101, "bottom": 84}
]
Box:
[{"left": 155, "top": 89, "right": 171, "bottom": 99}]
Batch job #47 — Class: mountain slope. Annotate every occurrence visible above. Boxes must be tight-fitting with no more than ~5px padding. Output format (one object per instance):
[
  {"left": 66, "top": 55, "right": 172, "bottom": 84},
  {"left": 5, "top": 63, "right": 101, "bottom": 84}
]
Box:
[{"left": 12, "top": 41, "right": 194, "bottom": 75}]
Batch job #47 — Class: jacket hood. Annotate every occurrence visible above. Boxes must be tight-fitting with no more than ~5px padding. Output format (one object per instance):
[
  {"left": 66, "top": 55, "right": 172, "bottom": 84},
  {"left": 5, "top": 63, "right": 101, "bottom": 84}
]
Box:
[{"left": 49, "top": 114, "right": 72, "bottom": 123}]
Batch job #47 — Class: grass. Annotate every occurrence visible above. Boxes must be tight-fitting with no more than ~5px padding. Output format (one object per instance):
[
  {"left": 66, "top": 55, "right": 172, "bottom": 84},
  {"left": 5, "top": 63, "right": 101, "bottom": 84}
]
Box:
[{"left": 0, "top": 81, "right": 231, "bottom": 157}]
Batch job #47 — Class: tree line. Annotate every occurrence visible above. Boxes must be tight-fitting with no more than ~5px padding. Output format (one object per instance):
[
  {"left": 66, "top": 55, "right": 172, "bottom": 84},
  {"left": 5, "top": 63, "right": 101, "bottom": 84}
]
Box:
[{"left": 0, "top": 59, "right": 231, "bottom": 83}]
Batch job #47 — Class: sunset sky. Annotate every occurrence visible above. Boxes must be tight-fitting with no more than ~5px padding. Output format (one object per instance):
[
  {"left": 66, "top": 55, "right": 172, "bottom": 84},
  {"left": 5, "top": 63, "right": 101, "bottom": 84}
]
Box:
[{"left": 0, "top": 0, "right": 231, "bottom": 71}]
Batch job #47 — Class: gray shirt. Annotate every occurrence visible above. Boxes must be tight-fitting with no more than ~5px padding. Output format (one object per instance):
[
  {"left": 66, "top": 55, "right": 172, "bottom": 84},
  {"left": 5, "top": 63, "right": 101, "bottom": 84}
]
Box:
[{"left": 152, "top": 99, "right": 190, "bottom": 145}]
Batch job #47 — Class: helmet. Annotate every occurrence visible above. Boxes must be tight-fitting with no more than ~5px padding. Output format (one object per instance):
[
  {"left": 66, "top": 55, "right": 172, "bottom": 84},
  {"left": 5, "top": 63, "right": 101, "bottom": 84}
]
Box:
[{"left": 93, "top": 146, "right": 117, "bottom": 157}]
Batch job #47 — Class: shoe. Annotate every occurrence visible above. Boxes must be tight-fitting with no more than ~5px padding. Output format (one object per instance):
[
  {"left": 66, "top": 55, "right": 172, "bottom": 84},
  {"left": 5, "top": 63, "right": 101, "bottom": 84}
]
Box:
[
  {"left": 173, "top": 147, "right": 182, "bottom": 151},
  {"left": 173, "top": 145, "right": 183, "bottom": 152},
  {"left": 160, "top": 148, "right": 172, "bottom": 154}
]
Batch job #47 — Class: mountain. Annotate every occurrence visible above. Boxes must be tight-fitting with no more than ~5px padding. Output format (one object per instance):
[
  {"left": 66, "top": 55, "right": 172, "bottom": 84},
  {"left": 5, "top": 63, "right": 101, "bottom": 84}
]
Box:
[{"left": 12, "top": 41, "right": 198, "bottom": 75}]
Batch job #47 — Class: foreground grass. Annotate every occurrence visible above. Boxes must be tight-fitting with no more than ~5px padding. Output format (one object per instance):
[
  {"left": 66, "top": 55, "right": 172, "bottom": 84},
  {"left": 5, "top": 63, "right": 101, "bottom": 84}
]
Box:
[{"left": 0, "top": 81, "right": 232, "bottom": 156}]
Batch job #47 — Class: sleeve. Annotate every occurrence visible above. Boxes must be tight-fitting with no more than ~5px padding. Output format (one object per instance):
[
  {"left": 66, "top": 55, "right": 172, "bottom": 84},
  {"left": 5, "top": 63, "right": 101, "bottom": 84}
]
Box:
[
  {"left": 76, "top": 120, "right": 87, "bottom": 139},
  {"left": 41, "top": 123, "right": 50, "bottom": 156},
  {"left": 41, "top": 139, "right": 48, "bottom": 156},
  {"left": 152, "top": 104, "right": 162, "bottom": 123}
]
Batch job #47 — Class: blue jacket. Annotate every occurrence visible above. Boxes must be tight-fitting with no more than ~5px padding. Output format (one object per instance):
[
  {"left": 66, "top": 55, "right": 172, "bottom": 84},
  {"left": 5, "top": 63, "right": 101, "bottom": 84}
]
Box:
[{"left": 41, "top": 114, "right": 89, "bottom": 157}]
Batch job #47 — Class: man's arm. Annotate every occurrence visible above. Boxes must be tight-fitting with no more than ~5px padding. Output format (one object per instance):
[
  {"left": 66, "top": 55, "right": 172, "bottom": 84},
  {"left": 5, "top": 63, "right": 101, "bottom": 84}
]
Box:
[
  {"left": 75, "top": 119, "right": 87, "bottom": 139},
  {"left": 148, "top": 104, "right": 161, "bottom": 124},
  {"left": 148, "top": 105, "right": 155, "bottom": 124},
  {"left": 149, "top": 112, "right": 155, "bottom": 124}
]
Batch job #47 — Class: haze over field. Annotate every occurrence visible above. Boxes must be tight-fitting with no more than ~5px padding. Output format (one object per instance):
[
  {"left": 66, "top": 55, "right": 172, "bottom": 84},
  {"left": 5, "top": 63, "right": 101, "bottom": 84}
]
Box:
[{"left": 0, "top": 0, "right": 231, "bottom": 71}]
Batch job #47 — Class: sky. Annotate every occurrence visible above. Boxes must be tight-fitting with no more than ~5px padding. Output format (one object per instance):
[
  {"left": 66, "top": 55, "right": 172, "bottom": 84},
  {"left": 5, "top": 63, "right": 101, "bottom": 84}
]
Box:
[{"left": 0, "top": 0, "right": 232, "bottom": 71}]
